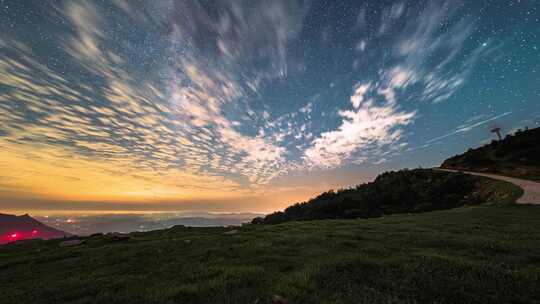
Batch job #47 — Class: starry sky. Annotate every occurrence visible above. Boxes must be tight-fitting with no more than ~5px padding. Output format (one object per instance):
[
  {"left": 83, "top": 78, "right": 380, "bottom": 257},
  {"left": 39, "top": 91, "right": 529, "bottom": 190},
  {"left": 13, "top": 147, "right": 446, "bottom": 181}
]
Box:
[{"left": 1, "top": 0, "right": 539, "bottom": 214}]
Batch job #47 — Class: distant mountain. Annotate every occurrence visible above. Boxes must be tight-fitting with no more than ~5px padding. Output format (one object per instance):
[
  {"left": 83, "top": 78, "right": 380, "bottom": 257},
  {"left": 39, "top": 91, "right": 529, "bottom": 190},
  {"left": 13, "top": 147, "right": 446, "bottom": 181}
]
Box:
[
  {"left": 441, "top": 127, "right": 540, "bottom": 181},
  {"left": 36, "top": 213, "right": 262, "bottom": 235},
  {"left": 252, "top": 169, "right": 516, "bottom": 225},
  {"left": 0, "top": 213, "right": 71, "bottom": 244}
]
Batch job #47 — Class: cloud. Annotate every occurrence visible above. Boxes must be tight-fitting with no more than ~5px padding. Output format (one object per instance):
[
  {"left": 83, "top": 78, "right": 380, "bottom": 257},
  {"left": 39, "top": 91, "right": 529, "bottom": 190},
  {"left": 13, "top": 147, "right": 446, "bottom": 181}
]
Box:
[
  {"left": 304, "top": 97, "right": 416, "bottom": 169},
  {"left": 168, "top": 1, "right": 307, "bottom": 84},
  {"left": 425, "top": 111, "right": 512, "bottom": 144},
  {"left": 355, "top": 40, "right": 367, "bottom": 52},
  {"left": 378, "top": 66, "right": 418, "bottom": 103},
  {"left": 350, "top": 83, "right": 371, "bottom": 108},
  {"left": 0, "top": 0, "right": 512, "bottom": 212},
  {"left": 354, "top": 5, "right": 367, "bottom": 30},
  {"left": 162, "top": 0, "right": 313, "bottom": 185},
  {"left": 353, "top": 0, "right": 496, "bottom": 104},
  {"left": 305, "top": 0, "right": 494, "bottom": 169},
  {"left": 0, "top": 2, "right": 243, "bottom": 203},
  {"left": 0, "top": 0, "right": 318, "bottom": 210}
]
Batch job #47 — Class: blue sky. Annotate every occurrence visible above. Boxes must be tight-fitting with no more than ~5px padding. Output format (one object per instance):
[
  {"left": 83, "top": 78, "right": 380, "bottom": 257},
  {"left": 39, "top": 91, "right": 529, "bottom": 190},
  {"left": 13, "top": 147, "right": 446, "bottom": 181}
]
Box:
[{"left": 0, "top": 0, "right": 539, "bottom": 213}]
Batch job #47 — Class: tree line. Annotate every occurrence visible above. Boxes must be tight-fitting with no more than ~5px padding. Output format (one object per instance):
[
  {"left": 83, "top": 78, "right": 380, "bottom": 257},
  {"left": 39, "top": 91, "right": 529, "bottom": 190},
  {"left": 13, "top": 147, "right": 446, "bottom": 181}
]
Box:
[{"left": 252, "top": 169, "right": 482, "bottom": 225}]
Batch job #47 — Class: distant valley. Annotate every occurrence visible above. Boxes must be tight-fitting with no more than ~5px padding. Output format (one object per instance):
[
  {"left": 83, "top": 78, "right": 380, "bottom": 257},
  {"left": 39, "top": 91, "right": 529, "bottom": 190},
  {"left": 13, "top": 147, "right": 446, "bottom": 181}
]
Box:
[{"left": 36, "top": 213, "right": 262, "bottom": 236}]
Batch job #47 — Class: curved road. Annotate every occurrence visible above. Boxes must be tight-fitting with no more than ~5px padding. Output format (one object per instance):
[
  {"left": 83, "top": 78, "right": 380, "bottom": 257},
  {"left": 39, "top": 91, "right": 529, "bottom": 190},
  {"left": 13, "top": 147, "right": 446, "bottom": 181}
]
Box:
[{"left": 436, "top": 169, "right": 540, "bottom": 205}]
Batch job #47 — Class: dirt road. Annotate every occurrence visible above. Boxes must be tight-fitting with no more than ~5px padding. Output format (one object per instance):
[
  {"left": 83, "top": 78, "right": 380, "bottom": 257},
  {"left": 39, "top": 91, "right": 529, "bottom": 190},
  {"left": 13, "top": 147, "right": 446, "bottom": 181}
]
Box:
[{"left": 436, "top": 169, "right": 540, "bottom": 205}]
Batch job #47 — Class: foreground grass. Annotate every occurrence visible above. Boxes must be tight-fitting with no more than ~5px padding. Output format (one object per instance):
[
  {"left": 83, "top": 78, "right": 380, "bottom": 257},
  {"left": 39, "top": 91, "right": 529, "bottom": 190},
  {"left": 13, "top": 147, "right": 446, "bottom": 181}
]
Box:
[
  {"left": 0, "top": 182, "right": 538, "bottom": 303},
  {"left": 1, "top": 205, "right": 539, "bottom": 303}
]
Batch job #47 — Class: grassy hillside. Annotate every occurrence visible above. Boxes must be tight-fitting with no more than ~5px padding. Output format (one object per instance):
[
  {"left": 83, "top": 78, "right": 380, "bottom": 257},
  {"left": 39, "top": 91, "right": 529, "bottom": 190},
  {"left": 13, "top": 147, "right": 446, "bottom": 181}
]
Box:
[
  {"left": 441, "top": 127, "right": 540, "bottom": 181},
  {"left": 1, "top": 198, "right": 539, "bottom": 303},
  {"left": 252, "top": 169, "right": 522, "bottom": 225},
  {"left": 0, "top": 158, "right": 535, "bottom": 303}
]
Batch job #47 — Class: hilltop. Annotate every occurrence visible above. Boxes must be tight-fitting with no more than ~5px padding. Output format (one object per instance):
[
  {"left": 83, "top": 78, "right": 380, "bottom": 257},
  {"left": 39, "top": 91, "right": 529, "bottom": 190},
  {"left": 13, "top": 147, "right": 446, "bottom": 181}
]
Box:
[
  {"left": 252, "top": 169, "right": 520, "bottom": 225},
  {"left": 441, "top": 127, "right": 540, "bottom": 181},
  {"left": 252, "top": 128, "right": 540, "bottom": 226},
  {"left": 0, "top": 213, "right": 71, "bottom": 245}
]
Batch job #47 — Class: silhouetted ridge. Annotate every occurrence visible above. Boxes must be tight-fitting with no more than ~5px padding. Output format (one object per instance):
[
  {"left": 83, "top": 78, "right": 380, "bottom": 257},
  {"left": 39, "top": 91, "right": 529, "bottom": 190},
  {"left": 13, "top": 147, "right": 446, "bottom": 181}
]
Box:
[
  {"left": 0, "top": 213, "right": 71, "bottom": 244},
  {"left": 253, "top": 169, "right": 489, "bottom": 225},
  {"left": 441, "top": 127, "right": 540, "bottom": 181}
]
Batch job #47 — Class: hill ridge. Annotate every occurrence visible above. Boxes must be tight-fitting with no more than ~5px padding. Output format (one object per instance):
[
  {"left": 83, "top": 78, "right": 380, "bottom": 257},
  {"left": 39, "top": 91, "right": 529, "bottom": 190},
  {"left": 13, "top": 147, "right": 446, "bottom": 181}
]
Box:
[
  {"left": 252, "top": 168, "right": 522, "bottom": 225},
  {"left": 441, "top": 127, "right": 540, "bottom": 181},
  {"left": 0, "top": 213, "right": 71, "bottom": 244}
]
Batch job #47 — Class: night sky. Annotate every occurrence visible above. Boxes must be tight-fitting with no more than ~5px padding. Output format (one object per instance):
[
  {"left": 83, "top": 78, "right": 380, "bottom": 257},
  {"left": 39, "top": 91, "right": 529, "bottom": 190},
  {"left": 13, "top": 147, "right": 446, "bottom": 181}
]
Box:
[{"left": 1, "top": 0, "right": 539, "bottom": 214}]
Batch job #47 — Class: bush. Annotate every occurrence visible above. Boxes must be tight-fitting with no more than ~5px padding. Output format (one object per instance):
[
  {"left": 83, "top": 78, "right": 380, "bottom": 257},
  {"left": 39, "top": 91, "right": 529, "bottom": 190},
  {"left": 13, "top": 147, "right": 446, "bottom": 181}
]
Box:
[{"left": 253, "top": 169, "right": 480, "bottom": 224}]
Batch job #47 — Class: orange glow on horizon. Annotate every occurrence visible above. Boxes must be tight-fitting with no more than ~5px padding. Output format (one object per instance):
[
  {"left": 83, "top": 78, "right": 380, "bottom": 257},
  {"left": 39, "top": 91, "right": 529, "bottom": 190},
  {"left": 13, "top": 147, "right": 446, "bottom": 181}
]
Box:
[
  {"left": 0, "top": 142, "right": 246, "bottom": 203},
  {"left": 0, "top": 141, "right": 332, "bottom": 214}
]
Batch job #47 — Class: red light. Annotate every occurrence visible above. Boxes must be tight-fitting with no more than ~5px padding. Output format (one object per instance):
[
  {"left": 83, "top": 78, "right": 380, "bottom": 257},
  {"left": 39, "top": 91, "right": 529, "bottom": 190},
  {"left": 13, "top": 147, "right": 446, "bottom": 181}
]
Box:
[
  {"left": 32, "top": 230, "right": 38, "bottom": 234},
  {"left": 10, "top": 233, "right": 18, "bottom": 238}
]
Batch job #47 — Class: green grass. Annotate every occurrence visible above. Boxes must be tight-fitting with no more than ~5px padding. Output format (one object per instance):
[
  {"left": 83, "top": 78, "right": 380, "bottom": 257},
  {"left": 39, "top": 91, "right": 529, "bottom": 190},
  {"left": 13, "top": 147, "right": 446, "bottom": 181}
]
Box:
[
  {"left": 475, "top": 176, "right": 525, "bottom": 204},
  {"left": 1, "top": 180, "right": 539, "bottom": 304}
]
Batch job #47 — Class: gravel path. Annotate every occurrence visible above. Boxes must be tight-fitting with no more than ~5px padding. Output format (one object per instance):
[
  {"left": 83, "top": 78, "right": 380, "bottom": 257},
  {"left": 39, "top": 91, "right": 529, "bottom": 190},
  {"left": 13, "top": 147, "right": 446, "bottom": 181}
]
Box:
[{"left": 436, "top": 169, "right": 540, "bottom": 205}]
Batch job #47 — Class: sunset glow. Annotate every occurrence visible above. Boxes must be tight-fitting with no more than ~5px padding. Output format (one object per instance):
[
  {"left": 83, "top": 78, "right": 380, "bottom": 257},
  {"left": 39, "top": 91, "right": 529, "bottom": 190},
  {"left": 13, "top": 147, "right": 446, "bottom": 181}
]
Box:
[
  {"left": 1, "top": 1, "right": 538, "bottom": 215},
  {"left": 1, "top": 2, "right": 539, "bottom": 302}
]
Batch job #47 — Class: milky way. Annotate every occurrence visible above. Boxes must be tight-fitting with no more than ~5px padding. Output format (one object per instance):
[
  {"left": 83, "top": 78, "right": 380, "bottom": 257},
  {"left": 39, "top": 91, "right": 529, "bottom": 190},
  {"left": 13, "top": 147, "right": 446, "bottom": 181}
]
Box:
[{"left": 0, "top": 0, "right": 539, "bottom": 213}]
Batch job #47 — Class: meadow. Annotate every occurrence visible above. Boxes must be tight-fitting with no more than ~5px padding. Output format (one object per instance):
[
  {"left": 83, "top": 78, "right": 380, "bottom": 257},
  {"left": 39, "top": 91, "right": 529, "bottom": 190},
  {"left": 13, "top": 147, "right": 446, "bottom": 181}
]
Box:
[{"left": 1, "top": 178, "right": 539, "bottom": 304}]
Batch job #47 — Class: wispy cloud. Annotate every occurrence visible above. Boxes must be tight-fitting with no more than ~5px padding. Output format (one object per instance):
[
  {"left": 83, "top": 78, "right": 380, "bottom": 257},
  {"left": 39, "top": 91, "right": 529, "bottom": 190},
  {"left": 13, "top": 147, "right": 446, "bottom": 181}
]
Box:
[
  {"left": 398, "top": 111, "right": 513, "bottom": 154},
  {"left": 425, "top": 111, "right": 512, "bottom": 144},
  {"left": 164, "top": 1, "right": 311, "bottom": 184},
  {"left": 304, "top": 92, "right": 416, "bottom": 168},
  {"left": 352, "top": 0, "right": 498, "bottom": 105},
  {"left": 0, "top": 0, "right": 518, "bottom": 211},
  {"left": 0, "top": 0, "right": 313, "bottom": 192},
  {"left": 0, "top": 1, "right": 293, "bottom": 204},
  {"left": 303, "top": 0, "right": 493, "bottom": 169}
]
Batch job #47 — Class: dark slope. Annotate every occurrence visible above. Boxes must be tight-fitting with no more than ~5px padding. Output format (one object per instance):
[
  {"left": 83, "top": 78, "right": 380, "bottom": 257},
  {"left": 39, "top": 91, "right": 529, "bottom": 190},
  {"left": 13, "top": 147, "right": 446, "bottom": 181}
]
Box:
[
  {"left": 252, "top": 169, "right": 521, "bottom": 225},
  {"left": 1, "top": 204, "right": 539, "bottom": 304},
  {"left": 441, "top": 127, "right": 540, "bottom": 181},
  {"left": 0, "top": 213, "right": 71, "bottom": 244}
]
